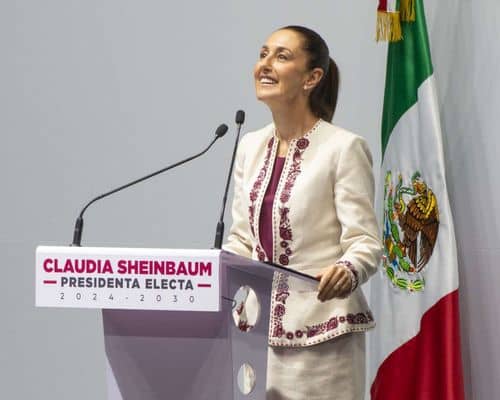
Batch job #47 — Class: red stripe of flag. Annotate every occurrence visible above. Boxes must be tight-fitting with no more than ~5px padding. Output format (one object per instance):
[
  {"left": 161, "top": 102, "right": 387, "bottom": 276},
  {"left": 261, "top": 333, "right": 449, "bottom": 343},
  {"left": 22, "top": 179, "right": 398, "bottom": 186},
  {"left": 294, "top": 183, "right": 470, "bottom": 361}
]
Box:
[{"left": 371, "top": 290, "right": 465, "bottom": 400}]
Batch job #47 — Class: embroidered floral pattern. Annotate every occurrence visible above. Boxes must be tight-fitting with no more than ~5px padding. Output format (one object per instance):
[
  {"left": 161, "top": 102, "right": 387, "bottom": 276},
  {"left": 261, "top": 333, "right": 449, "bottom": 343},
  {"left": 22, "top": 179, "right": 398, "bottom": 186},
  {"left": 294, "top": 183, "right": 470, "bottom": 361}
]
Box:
[
  {"left": 256, "top": 244, "right": 266, "bottom": 262},
  {"left": 235, "top": 300, "right": 254, "bottom": 332},
  {"left": 238, "top": 320, "right": 253, "bottom": 332},
  {"left": 304, "top": 312, "right": 373, "bottom": 339},
  {"left": 276, "top": 139, "right": 310, "bottom": 265},
  {"left": 249, "top": 137, "right": 275, "bottom": 237},
  {"left": 273, "top": 303, "right": 285, "bottom": 317},
  {"left": 270, "top": 272, "right": 374, "bottom": 342},
  {"left": 296, "top": 137, "right": 309, "bottom": 150},
  {"left": 271, "top": 273, "right": 289, "bottom": 338}
]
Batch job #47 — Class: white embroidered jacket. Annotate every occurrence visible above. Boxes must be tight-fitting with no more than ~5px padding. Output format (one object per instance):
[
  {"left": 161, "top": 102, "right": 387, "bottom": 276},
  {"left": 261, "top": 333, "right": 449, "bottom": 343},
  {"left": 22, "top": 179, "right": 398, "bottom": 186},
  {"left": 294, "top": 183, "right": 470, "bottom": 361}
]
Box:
[{"left": 224, "top": 119, "right": 383, "bottom": 347}]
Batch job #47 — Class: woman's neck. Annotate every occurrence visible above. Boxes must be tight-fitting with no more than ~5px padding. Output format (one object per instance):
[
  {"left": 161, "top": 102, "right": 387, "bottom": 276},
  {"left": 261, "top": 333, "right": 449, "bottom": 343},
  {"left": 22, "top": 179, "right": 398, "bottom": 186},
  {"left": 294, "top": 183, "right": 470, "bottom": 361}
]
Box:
[{"left": 270, "top": 104, "right": 319, "bottom": 143}]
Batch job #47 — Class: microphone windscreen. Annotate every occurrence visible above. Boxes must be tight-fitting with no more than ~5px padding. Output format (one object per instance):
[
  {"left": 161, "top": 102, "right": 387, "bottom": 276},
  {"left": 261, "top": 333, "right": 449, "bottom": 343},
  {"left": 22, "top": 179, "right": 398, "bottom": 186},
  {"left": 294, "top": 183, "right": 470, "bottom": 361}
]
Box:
[
  {"left": 235, "top": 110, "right": 245, "bottom": 124},
  {"left": 215, "top": 124, "right": 229, "bottom": 138}
]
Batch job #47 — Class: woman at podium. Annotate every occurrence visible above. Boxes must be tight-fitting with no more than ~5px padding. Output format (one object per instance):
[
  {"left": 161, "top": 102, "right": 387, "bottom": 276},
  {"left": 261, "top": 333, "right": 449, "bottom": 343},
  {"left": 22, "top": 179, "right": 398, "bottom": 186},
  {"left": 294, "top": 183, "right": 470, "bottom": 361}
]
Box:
[{"left": 224, "top": 25, "right": 382, "bottom": 399}]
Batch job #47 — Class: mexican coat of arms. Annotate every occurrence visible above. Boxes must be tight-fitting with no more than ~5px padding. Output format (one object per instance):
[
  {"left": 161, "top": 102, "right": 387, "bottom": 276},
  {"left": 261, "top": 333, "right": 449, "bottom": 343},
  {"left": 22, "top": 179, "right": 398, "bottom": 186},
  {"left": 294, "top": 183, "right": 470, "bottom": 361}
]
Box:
[{"left": 382, "top": 171, "right": 440, "bottom": 292}]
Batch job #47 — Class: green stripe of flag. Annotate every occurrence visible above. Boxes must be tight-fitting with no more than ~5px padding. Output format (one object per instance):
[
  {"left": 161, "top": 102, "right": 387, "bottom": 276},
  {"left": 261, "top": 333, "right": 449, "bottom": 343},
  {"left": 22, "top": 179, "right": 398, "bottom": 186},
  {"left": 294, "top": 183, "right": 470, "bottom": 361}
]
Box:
[{"left": 381, "top": 0, "right": 434, "bottom": 158}]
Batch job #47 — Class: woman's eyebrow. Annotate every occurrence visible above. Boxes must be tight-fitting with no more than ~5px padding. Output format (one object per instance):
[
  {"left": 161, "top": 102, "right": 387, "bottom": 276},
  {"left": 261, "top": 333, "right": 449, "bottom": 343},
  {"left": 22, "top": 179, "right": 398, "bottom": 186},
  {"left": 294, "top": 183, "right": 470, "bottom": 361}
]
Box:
[{"left": 260, "top": 45, "right": 293, "bottom": 54}]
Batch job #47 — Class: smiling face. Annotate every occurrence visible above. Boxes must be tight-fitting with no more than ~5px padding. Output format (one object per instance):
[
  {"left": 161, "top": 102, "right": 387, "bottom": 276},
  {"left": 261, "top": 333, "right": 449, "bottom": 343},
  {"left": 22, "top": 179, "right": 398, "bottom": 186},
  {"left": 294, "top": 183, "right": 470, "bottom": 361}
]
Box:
[{"left": 254, "top": 29, "right": 323, "bottom": 109}]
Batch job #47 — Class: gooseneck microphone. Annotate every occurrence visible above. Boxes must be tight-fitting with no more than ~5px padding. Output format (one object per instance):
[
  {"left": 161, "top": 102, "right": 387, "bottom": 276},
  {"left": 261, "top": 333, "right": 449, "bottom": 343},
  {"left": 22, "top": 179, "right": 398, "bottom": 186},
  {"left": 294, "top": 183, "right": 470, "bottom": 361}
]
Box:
[
  {"left": 71, "top": 123, "right": 229, "bottom": 246},
  {"left": 213, "top": 110, "right": 245, "bottom": 249}
]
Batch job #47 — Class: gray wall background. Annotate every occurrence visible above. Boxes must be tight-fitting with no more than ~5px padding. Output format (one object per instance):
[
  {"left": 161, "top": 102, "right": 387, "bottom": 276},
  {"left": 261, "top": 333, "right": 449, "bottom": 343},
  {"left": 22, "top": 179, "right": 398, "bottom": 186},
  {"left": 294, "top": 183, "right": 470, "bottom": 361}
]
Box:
[
  {"left": 427, "top": 1, "right": 500, "bottom": 399},
  {"left": 1, "top": 1, "right": 498, "bottom": 399}
]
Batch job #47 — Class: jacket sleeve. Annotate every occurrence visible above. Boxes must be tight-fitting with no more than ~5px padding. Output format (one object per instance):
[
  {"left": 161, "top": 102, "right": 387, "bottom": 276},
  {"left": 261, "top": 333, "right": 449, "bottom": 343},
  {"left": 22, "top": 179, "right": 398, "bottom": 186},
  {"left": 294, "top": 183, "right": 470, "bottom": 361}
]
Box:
[
  {"left": 333, "top": 136, "right": 383, "bottom": 289},
  {"left": 223, "top": 137, "right": 253, "bottom": 258}
]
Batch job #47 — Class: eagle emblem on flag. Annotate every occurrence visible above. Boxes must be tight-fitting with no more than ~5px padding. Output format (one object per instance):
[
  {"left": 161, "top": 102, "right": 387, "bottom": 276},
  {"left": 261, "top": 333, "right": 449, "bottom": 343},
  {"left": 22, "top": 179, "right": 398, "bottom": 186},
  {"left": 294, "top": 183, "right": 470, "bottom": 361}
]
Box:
[{"left": 382, "top": 171, "right": 440, "bottom": 292}]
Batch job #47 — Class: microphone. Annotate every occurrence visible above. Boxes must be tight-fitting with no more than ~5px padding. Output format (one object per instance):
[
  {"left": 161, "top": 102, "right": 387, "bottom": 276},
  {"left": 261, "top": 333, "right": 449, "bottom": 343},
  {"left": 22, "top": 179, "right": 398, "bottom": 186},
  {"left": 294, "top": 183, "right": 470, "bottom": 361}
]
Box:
[
  {"left": 71, "top": 123, "right": 229, "bottom": 246},
  {"left": 213, "top": 110, "right": 245, "bottom": 249}
]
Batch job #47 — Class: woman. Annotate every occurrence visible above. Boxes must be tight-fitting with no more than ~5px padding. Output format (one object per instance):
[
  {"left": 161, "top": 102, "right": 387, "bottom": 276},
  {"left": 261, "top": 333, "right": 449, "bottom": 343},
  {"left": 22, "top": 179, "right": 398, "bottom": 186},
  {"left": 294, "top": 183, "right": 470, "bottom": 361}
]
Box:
[{"left": 224, "top": 25, "right": 382, "bottom": 399}]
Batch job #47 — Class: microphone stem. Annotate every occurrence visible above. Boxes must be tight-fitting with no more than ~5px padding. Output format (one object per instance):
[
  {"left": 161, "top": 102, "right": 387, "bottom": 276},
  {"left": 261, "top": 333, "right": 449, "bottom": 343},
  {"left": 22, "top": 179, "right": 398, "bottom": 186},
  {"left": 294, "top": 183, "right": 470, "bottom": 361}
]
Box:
[
  {"left": 218, "top": 122, "right": 243, "bottom": 223},
  {"left": 72, "top": 135, "right": 220, "bottom": 246},
  {"left": 214, "top": 122, "right": 243, "bottom": 248},
  {"left": 79, "top": 136, "right": 219, "bottom": 219}
]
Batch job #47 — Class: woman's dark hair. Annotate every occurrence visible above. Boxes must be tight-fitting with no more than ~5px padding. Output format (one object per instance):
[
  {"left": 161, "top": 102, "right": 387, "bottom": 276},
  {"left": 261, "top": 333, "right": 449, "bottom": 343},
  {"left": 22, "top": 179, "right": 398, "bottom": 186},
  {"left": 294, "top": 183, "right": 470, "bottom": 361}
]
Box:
[{"left": 280, "top": 25, "right": 339, "bottom": 122}]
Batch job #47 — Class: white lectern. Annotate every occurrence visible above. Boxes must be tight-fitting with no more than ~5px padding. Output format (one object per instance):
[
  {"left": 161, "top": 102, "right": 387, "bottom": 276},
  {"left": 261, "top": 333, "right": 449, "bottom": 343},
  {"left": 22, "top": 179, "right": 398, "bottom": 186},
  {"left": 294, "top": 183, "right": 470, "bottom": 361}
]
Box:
[{"left": 36, "top": 247, "right": 317, "bottom": 399}]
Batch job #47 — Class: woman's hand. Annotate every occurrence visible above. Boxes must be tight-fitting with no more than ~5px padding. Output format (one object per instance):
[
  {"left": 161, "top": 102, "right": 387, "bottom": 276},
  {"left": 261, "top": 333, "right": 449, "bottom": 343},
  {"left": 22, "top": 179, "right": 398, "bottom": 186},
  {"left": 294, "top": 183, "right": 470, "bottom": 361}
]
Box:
[{"left": 316, "top": 264, "right": 353, "bottom": 302}]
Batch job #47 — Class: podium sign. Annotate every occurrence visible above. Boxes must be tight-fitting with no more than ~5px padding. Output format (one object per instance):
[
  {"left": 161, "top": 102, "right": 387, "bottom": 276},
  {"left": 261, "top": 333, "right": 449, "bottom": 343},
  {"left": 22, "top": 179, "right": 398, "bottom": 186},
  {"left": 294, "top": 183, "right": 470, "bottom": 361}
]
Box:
[{"left": 36, "top": 246, "right": 221, "bottom": 311}]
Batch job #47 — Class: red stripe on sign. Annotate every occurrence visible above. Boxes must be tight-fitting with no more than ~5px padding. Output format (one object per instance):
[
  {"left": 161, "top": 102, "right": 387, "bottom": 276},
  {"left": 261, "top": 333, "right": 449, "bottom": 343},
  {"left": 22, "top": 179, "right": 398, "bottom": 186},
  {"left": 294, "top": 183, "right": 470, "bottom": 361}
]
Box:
[
  {"left": 44, "top": 280, "right": 57, "bottom": 284},
  {"left": 371, "top": 290, "right": 465, "bottom": 400},
  {"left": 197, "top": 283, "right": 211, "bottom": 288}
]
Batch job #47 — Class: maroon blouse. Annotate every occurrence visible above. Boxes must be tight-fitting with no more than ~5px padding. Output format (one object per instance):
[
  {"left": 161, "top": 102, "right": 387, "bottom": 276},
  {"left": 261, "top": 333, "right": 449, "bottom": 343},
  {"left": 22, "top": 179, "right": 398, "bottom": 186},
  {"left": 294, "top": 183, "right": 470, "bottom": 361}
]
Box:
[{"left": 259, "top": 156, "right": 286, "bottom": 261}]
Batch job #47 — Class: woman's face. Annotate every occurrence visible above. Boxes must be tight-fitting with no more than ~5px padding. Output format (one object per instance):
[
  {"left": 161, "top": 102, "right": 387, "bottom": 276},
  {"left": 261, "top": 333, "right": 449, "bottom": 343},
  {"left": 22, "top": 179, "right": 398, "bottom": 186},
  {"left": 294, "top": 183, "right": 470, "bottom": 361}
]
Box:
[{"left": 254, "top": 29, "right": 321, "bottom": 107}]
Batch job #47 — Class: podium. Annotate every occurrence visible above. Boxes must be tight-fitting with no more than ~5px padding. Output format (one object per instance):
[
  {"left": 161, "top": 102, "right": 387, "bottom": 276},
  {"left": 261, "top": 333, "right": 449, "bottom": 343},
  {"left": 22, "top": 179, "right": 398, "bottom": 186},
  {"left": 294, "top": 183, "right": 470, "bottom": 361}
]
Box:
[{"left": 36, "top": 247, "right": 317, "bottom": 399}]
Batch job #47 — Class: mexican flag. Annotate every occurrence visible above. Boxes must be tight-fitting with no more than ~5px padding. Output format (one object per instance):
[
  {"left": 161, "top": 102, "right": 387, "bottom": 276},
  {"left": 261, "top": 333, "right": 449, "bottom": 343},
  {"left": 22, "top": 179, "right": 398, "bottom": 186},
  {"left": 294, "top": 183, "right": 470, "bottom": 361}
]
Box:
[{"left": 368, "top": 1, "right": 465, "bottom": 399}]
